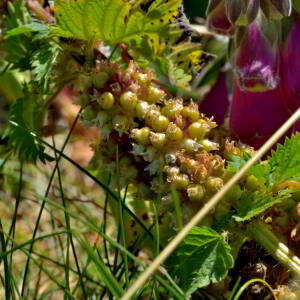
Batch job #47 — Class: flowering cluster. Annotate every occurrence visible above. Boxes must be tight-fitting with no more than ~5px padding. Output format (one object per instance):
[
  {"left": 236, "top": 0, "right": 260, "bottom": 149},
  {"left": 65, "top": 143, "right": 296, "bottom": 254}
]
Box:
[
  {"left": 72, "top": 59, "right": 256, "bottom": 246},
  {"left": 204, "top": 0, "right": 300, "bottom": 148}
]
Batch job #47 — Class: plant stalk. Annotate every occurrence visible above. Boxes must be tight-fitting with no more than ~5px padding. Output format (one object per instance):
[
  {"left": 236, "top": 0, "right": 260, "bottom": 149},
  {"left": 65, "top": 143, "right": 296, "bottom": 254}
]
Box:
[{"left": 247, "top": 221, "right": 300, "bottom": 276}]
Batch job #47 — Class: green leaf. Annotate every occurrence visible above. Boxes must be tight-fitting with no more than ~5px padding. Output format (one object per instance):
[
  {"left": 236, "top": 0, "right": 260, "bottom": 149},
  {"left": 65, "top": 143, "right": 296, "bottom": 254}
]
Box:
[
  {"left": 53, "top": 0, "right": 181, "bottom": 43},
  {"left": 31, "top": 43, "right": 60, "bottom": 89},
  {"left": 227, "top": 152, "right": 271, "bottom": 185},
  {"left": 268, "top": 133, "right": 300, "bottom": 186},
  {"left": 2, "top": 0, "right": 35, "bottom": 71},
  {"left": 233, "top": 190, "right": 291, "bottom": 222},
  {"left": 167, "top": 226, "right": 234, "bottom": 295},
  {"left": 5, "top": 23, "right": 49, "bottom": 37},
  {"left": 3, "top": 89, "right": 52, "bottom": 163}
]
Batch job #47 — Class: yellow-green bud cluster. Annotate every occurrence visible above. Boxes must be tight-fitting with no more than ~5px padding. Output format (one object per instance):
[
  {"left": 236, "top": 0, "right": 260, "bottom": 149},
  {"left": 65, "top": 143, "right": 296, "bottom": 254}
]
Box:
[
  {"left": 74, "top": 61, "right": 226, "bottom": 204},
  {"left": 72, "top": 60, "right": 251, "bottom": 245}
]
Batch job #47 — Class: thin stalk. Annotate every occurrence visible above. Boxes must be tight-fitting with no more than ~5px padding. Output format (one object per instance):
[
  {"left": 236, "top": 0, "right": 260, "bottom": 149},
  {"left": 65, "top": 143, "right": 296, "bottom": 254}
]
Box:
[
  {"left": 1, "top": 231, "right": 68, "bottom": 260},
  {"left": 120, "top": 108, "right": 300, "bottom": 300},
  {"left": 7, "top": 160, "right": 23, "bottom": 243},
  {"left": 0, "top": 219, "right": 11, "bottom": 300},
  {"left": 6, "top": 160, "right": 23, "bottom": 300},
  {"left": 103, "top": 176, "right": 112, "bottom": 271},
  {"left": 20, "top": 108, "right": 83, "bottom": 298},
  {"left": 32, "top": 266, "right": 42, "bottom": 300},
  {"left": 52, "top": 135, "right": 87, "bottom": 299},
  {"left": 9, "top": 121, "right": 156, "bottom": 242},
  {"left": 30, "top": 250, "right": 104, "bottom": 286},
  {"left": 232, "top": 278, "right": 277, "bottom": 300},
  {"left": 52, "top": 136, "right": 70, "bottom": 299},
  {"left": 115, "top": 146, "right": 129, "bottom": 288},
  {"left": 247, "top": 221, "right": 300, "bottom": 275}
]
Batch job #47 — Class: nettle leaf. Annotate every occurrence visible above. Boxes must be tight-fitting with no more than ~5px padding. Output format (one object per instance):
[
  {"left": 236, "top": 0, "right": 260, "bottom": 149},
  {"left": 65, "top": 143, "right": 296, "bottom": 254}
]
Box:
[
  {"left": 6, "top": 23, "right": 49, "bottom": 37},
  {"left": 31, "top": 43, "right": 60, "bottom": 89},
  {"left": 227, "top": 154, "right": 270, "bottom": 184},
  {"left": 3, "top": 90, "right": 53, "bottom": 164},
  {"left": 2, "top": 0, "right": 36, "bottom": 71},
  {"left": 167, "top": 226, "right": 233, "bottom": 295},
  {"left": 3, "top": 1, "right": 53, "bottom": 77},
  {"left": 53, "top": 0, "right": 181, "bottom": 43},
  {"left": 233, "top": 190, "right": 291, "bottom": 222},
  {"left": 268, "top": 133, "right": 300, "bottom": 186}
]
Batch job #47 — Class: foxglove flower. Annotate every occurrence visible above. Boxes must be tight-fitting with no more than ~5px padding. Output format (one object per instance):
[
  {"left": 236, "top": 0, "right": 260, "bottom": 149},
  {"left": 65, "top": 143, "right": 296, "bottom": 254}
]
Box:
[
  {"left": 280, "top": 17, "right": 300, "bottom": 112},
  {"left": 199, "top": 73, "right": 230, "bottom": 125},
  {"left": 231, "top": 14, "right": 280, "bottom": 91},
  {"left": 206, "top": 0, "right": 236, "bottom": 35},
  {"left": 260, "top": 0, "right": 292, "bottom": 20},
  {"left": 208, "top": 0, "right": 292, "bottom": 28},
  {"left": 225, "top": 0, "right": 260, "bottom": 25},
  {"left": 229, "top": 84, "right": 294, "bottom": 149}
]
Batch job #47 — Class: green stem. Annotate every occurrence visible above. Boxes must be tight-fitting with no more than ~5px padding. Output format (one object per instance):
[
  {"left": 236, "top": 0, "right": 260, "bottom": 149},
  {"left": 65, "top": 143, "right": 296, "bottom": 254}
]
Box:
[{"left": 247, "top": 221, "right": 300, "bottom": 276}]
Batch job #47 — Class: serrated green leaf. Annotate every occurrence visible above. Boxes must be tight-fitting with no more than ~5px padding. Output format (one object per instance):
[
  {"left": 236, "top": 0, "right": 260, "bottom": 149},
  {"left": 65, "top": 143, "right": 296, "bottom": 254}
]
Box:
[
  {"left": 5, "top": 23, "right": 49, "bottom": 37},
  {"left": 227, "top": 154, "right": 270, "bottom": 184},
  {"left": 31, "top": 43, "right": 60, "bottom": 89},
  {"left": 233, "top": 190, "right": 291, "bottom": 222},
  {"left": 2, "top": 0, "right": 35, "bottom": 71},
  {"left": 268, "top": 133, "right": 300, "bottom": 186},
  {"left": 167, "top": 226, "right": 233, "bottom": 295},
  {"left": 53, "top": 0, "right": 181, "bottom": 43},
  {"left": 3, "top": 89, "right": 52, "bottom": 164}
]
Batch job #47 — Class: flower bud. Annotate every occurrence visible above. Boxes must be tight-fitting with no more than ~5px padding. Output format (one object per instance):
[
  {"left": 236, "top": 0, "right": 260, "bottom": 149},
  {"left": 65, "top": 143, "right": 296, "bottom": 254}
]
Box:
[
  {"left": 181, "top": 138, "right": 201, "bottom": 152},
  {"left": 161, "top": 99, "right": 183, "bottom": 120},
  {"left": 205, "top": 177, "right": 224, "bottom": 193},
  {"left": 136, "top": 101, "right": 151, "bottom": 119},
  {"left": 231, "top": 14, "right": 280, "bottom": 91},
  {"left": 187, "top": 184, "right": 206, "bottom": 202},
  {"left": 92, "top": 72, "right": 110, "bottom": 89},
  {"left": 188, "top": 120, "right": 210, "bottom": 140},
  {"left": 149, "top": 132, "right": 166, "bottom": 148},
  {"left": 130, "top": 128, "right": 150, "bottom": 144},
  {"left": 166, "top": 123, "right": 183, "bottom": 141},
  {"left": 120, "top": 91, "right": 138, "bottom": 112},
  {"left": 224, "top": 0, "right": 260, "bottom": 25},
  {"left": 206, "top": 0, "right": 236, "bottom": 35},
  {"left": 261, "top": 0, "right": 292, "bottom": 20},
  {"left": 97, "top": 92, "right": 115, "bottom": 110},
  {"left": 169, "top": 174, "right": 190, "bottom": 190},
  {"left": 146, "top": 86, "right": 165, "bottom": 103},
  {"left": 181, "top": 103, "right": 200, "bottom": 122},
  {"left": 151, "top": 114, "right": 170, "bottom": 132}
]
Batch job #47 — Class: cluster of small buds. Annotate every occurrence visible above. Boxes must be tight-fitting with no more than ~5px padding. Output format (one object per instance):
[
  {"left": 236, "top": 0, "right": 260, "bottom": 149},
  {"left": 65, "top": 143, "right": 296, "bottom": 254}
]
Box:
[
  {"left": 73, "top": 60, "right": 224, "bottom": 197},
  {"left": 71, "top": 59, "right": 238, "bottom": 244}
]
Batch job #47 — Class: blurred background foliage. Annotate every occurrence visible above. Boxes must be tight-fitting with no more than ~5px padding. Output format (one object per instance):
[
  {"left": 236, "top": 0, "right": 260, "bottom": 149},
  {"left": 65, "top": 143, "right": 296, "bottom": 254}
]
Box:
[{"left": 184, "top": 0, "right": 209, "bottom": 19}]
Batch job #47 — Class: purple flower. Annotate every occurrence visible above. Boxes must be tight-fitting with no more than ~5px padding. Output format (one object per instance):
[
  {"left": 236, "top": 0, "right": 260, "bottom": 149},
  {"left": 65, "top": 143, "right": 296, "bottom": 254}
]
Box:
[
  {"left": 260, "top": 0, "right": 292, "bottom": 20},
  {"left": 199, "top": 73, "right": 230, "bottom": 125},
  {"left": 208, "top": 0, "right": 292, "bottom": 29},
  {"left": 229, "top": 84, "right": 295, "bottom": 149},
  {"left": 231, "top": 15, "right": 280, "bottom": 92},
  {"left": 280, "top": 17, "right": 300, "bottom": 112},
  {"left": 225, "top": 0, "right": 260, "bottom": 25},
  {"left": 206, "top": 0, "right": 236, "bottom": 35}
]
